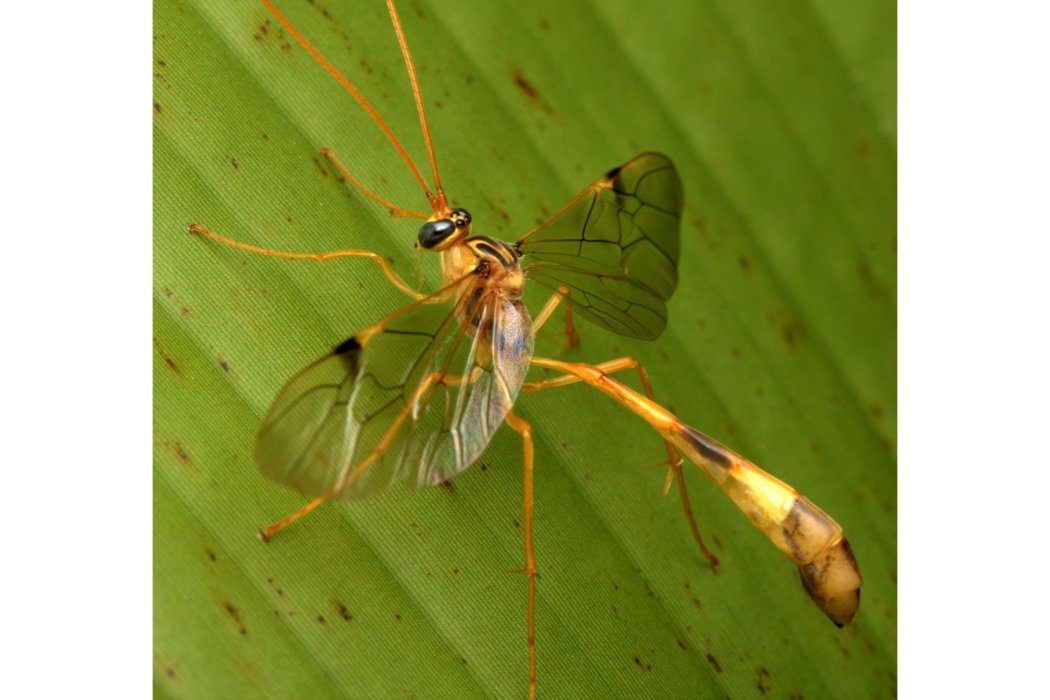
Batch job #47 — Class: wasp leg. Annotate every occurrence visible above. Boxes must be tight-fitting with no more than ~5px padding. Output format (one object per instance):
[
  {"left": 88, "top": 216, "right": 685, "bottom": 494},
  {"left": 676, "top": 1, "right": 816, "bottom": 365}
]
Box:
[
  {"left": 530, "top": 284, "right": 579, "bottom": 352},
  {"left": 523, "top": 356, "right": 718, "bottom": 570},
  {"left": 503, "top": 412, "right": 538, "bottom": 700},
  {"left": 189, "top": 223, "right": 425, "bottom": 300},
  {"left": 529, "top": 356, "right": 862, "bottom": 626}
]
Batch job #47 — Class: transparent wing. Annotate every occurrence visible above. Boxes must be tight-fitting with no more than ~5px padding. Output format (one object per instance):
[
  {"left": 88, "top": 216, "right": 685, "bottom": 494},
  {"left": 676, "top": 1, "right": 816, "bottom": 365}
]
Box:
[
  {"left": 403, "top": 290, "right": 533, "bottom": 487},
  {"left": 516, "top": 152, "right": 683, "bottom": 340},
  {"left": 253, "top": 278, "right": 533, "bottom": 500}
]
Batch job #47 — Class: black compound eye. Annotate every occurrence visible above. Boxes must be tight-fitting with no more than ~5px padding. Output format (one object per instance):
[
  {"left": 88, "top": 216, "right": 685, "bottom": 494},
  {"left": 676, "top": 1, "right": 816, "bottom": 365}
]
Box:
[
  {"left": 451, "top": 208, "right": 472, "bottom": 230},
  {"left": 418, "top": 219, "right": 456, "bottom": 249}
]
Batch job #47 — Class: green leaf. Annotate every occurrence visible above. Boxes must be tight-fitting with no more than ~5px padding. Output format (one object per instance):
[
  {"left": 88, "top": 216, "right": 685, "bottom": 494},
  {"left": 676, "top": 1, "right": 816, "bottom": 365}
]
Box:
[{"left": 154, "top": 0, "right": 896, "bottom": 697}]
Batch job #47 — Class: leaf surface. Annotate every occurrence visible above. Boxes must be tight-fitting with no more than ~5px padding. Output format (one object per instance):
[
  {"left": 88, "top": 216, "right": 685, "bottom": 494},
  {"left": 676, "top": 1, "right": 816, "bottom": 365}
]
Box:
[{"left": 154, "top": 1, "right": 896, "bottom": 697}]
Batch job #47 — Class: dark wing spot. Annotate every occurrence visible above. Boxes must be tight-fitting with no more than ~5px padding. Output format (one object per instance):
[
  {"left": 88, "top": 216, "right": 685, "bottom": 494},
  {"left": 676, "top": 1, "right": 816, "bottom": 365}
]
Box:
[{"left": 334, "top": 336, "right": 361, "bottom": 354}]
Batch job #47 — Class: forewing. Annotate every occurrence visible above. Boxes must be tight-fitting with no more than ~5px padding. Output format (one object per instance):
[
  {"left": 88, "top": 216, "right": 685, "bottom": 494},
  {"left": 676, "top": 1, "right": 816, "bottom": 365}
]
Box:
[
  {"left": 516, "top": 152, "right": 683, "bottom": 340},
  {"left": 254, "top": 280, "right": 532, "bottom": 500},
  {"left": 404, "top": 293, "right": 533, "bottom": 488}
]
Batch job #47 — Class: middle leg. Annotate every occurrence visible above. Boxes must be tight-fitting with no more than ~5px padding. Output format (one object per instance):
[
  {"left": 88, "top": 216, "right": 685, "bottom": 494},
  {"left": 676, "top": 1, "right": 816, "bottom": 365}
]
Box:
[
  {"left": 531, "top": 285, "right": 579, "bottom": 352},
  {"left": 504, "top": 411, "right": 538, "bottom": 700}
]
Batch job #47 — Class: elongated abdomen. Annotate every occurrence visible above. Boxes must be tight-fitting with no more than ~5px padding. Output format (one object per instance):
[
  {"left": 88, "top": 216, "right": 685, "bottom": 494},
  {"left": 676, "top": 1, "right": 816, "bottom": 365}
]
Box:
[{"left": 671, "top": 424, "right": 862, "bottom": 626}]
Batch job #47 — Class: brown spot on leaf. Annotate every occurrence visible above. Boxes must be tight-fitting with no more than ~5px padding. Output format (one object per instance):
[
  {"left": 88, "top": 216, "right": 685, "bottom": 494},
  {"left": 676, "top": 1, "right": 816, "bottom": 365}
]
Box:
[
  {"left": 171, "top": 441, "right": 192, "bottom": 468},
  {"left": 781, "top": 319, "right": 805, "bottom": 347},
  {"left": 205, "top": 548, "right": 217, "bottom": 562},
  {"left": 512, "top": 70, "right": 554, "bottom": 116},
  {"left": 691, "top": 215, "right": 717, "bottom": 249},
  {"left": 705, "top": 652, "right": 722, "bottom": 672},
  {"left": 683, "top": 581, "right": 703, "bottom": 610},
  {"left": 223, "top": 601, "right": 247, "bottom": 635},
  {"left": 632, "top": 655, "right": 652, "bottom": 672},
  {"left": 312, "top": 157, "right": 328, "bottom": 177},
  {"left": 228, "top": 156, "right": 239, "bottom": 171},
  {"left": 756, "top": 667, "right": 771, "bottom": 695},
  {"left": 869, "top": 402, "right": 884, "bottom": 420},
  {"left": 439, "top": 479, "right": 456, "bottom": 494},
  {"left": 738, "top": 255, "right": 751, "bottom": 272},
  {"left": 153, "top": 337, "right": 181, "bottom": 375},
  {"left": 316, "top": 615, "right": 326, "bottom": 624},
  {"left": 394, "top": 613, "right": 402, "bottom": 621},
  {"left": 265, "top": 577, "right": 284, "bottom": 597},
  {"left": 333, "top": 600, "right": 353, "bottom": 621},
  {"left": 153, "top": 101, "right": 164, "bottom": 116},
  {"left": 218, "top": 357, "right": 231, "bottom": 373}
]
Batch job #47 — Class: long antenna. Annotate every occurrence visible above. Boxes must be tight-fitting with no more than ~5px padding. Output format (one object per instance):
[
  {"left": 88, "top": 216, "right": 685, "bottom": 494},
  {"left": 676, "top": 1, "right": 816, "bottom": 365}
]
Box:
[
  {"left": 385, "top": 0, "right": 448, "bottom": 213},
  {"left": 259, "top": 0, "right": 440, "bottom": 213}
]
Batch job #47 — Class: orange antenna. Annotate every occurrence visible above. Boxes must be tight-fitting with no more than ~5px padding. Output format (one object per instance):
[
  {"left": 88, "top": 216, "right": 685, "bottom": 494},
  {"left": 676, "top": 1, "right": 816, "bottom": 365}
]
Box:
[
  {"left": 260, "top": 0, "right": 440, "bottom": 214},
  {"left": 386, "top": 0, "right": 448, "bottom": 212}
]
